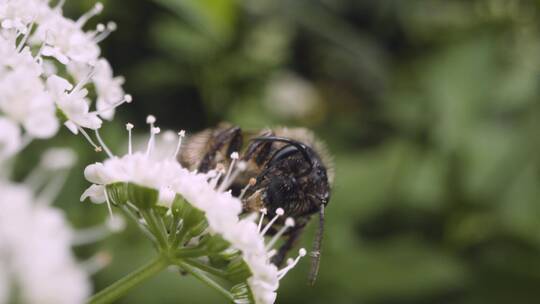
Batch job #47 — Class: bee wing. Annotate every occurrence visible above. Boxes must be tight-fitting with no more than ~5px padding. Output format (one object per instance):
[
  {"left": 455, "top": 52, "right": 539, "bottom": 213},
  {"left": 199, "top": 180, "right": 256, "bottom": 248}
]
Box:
[
  {"left": 178, "top": 128, "right": 213, "bottom": 171},
  {"left": 179, "top": 124, "right": 243, "bottom": 172}
]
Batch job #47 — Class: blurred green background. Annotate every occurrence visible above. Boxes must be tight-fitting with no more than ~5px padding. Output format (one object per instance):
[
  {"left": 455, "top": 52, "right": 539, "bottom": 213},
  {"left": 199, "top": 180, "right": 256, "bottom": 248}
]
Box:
[{"left": 23, "top": 0, "right": 540, "bottom": 303}]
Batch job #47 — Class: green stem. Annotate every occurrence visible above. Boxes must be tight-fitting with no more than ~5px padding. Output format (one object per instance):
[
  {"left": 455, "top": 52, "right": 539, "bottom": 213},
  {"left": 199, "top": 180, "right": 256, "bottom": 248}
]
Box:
[
  {"left": 175, "top": 260, "right": 234, "bottom": 302},
  {"left": 87, "top": 256, "right": 168, "bottom": 304},
  {"left": 119, "top": 205, "right": 157, "bottom": 244},
  {"left": 184, "top": 258, "right": 228, "bottom": 279},
  {"left": 141, "top": 210, "right": 167, "bottom": 249},
  {"left": 176, "top": 247, "right": 208, "bottom": 258}
]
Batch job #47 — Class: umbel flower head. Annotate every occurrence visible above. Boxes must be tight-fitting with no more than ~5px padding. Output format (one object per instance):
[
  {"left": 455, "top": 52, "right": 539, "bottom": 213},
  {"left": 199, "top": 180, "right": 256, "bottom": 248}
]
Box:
[
  {"left": 82, "top": 116, "right": 306, "bottom": 304},
  {"left": 0, "top": 1, "right": 129, "bottom": 160},
  {"left": 0, "top": 147, "right": 124, "bottom": 304}
]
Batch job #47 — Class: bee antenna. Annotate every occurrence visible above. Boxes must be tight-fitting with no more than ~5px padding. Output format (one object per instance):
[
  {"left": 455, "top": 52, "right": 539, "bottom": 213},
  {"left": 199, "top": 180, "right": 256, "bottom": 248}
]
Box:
[
  {"left": 252, "top": 136, "right": 314, "bottom": 171},
  {"left": 308, "top": 205, "right": 324, "bottom": 285}
]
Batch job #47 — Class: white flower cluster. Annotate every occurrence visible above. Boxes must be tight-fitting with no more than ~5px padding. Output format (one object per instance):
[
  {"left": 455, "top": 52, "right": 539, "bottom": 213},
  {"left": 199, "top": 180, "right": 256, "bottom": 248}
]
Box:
[
  {"left": 0, "top": 181, "right": 91, "bottom": 304},
  {"left": 82, "top": 118, "right": 305, "bottom": 304},
  {"left": 0, "top": 2, "right": 125, "bottom": 302},
  {"left": 0, "top": 0, "right": 129, "bottom": 160}
]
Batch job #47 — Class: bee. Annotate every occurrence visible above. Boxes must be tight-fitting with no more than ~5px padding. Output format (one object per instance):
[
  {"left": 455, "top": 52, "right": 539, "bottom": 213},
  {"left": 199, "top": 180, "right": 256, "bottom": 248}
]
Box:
[{"left": 179, "top": 123, "right": 334, "bottom": 284}]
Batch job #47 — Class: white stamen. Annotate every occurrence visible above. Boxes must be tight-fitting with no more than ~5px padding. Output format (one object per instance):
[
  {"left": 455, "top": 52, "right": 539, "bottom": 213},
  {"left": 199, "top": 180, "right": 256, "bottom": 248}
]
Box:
[
  {"left": 260, "top": 208, "right": 284, "bottom": 236},
  {"left": 72, "top": 216, "right": 124, "bottom": 246},
  {"left": 172, "top": 130, "right": 186, "bottom": 158},
  {"left": 78, "top": 126, "right": 102, "bottom": 152},
  {"left": 103, "top": 188, "right": 115, "bottom": 222},
  {"left": 95, "top": 129, "right": 114, "bottom": 158},
  {"left": 257, "top": 208, "right": 267, "bottom": 232},
  {"left": 126, "top": 123, "right": 133, "bottom": 154},
  {"left": 16, "top": 21, "right": 34, "bottom": 52},
  {"left": 278, "top": 248, "right": 307, "bottom": 279},
  {"left": 80, "top": 251, "right": 111, "bottom": 275},
  {"left": 54, "top": 0, "right": 66, "bottom": 10},
  {"left": 36, "top": 171, "right": 68, "bottom": 206},
  {"left": 71, "top": 67, "right": 96, "bottom": 94},
  {"left": 93, "top": 21, "right": 116, "bottom": 43},
  {"left": 91, "top": 94, "right": 132, "bottom": 115},
  {"left": 218, "top": 158, "right": 246, "bottom": 192},
  {"left": 145, "top": 116, "right": 157, "bottom": 156},
  {"left": 146, "top": 115, "right": 156, "bottom": 124},
  {"left": 266, "top": 217, "right": 295, "bottom": 250},
  {"left": 239, "top": 178, "right": 256, "bottom": 200},
  {"left": 219, "top": 152, "right": 238, "bottom": 190},
  {"left": 76, "top": 2, "right": 103, "bottom": 27},
  {"left": 209, "top": 170, "right": 224, "bottom": 189}
]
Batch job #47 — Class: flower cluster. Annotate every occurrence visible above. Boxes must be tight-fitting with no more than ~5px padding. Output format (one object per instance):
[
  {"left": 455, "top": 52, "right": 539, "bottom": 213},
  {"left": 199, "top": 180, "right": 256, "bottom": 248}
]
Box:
[
  {"left": 0, "top": 2, "right": 126, "bottom": 303},
  {"left": 82, "top": 117, "right": 306, "bottom": 304},
  {"left": 0, "top": 0, "right": 129, "bottom": 160},
  {"left": 0, "top": 181, "right": 91, "bottom": 304}
]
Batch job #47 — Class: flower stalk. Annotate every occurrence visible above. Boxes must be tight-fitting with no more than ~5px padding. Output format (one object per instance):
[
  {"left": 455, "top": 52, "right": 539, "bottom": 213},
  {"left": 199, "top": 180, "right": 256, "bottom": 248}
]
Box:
[{"left": 87, "top": 255, "right": 169, "bottom": 304}]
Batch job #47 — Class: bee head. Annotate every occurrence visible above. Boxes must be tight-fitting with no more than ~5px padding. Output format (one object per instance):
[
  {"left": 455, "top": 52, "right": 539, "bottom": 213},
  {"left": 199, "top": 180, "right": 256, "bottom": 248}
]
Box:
[{"left": 252, "top": 136, "right": 331, "bottom": 216}]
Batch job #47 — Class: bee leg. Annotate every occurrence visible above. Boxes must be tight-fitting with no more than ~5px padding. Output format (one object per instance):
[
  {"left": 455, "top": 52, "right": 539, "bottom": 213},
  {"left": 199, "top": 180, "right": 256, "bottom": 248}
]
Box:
[{"left": 271, "top": 225, "right": 304, "bottom": 267}]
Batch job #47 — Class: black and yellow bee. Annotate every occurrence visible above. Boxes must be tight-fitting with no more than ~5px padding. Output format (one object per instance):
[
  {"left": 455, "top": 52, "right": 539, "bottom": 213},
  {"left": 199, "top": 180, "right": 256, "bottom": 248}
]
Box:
[{"left": 179, "top": 124, "right": 334, "bottom": 284}]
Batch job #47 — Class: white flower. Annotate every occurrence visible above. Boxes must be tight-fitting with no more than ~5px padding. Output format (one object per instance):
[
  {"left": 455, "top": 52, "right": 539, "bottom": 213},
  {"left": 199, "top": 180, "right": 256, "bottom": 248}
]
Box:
[
  {"left": 0, "top": 0, "right": 49, "bottom": 34},
  {"left": 0, "top": 0, "right": 127, "bottom": 147},
  {"left": 0, "top": 67, "right": 59, "bottom": 138},
  {"left": 93, "top": 59, "right": 125, "bottom": 120},
  {"left": 31, "top": 8, "right": 100, "bottom": 64},
  {"left": 47, "top": 75, "right": 102, "bottom": 134},
  {"left": 0, "top": 181, "right": 91, "bottom": 304},
  {"left": 80, "top": 184, "right": 106, "bottom": 204},
  {"left": 0, "top": 117, "right": 21, "bottom": 160}
]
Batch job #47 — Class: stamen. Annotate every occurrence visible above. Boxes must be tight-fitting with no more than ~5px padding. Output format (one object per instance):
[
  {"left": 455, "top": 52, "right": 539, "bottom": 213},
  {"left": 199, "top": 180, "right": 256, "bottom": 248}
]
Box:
[
  {"left": 266, "top": 218, "right": 295, "bottom": 250},
  {"left": 220, "top": 152, "right": 238, "bottom": 189},
  {"left": 260, "top": 208, "right": 284, "bottom": 236},
  {"left": 218, "top": 153, "right": 246, "bottom": 192},
  {"left": 145, "top": 115, "right": 157, "bottom": 156},
  {"left": 71, "top": 217, "right": 125, "bottom": 246},
  {"left": 95, "top": 129, "right": 114, "bottom": 158},
  {"left": 146, "top": 115, "right": 156, "bottom": 124},
  {"left": 277, "top": 248, "right": 307, "bottom": 279},
  {"left": 76, "top": 2, "right": 103, "bottom": 27},
  {"left": 54, "top": 0, "right": 66, "bottom": 10},
  {"left": 35, "top": 41, "right": 46, "bottom": 60},
  {"left": 210, "top": 164, "right": 225, "bottom": 189},
  {"left": 239, "top": 177, "right": 256, "bottom": 200},
  {"left": 103, "top": 187, "right": 115, "bottom": 222},
  {"left": 36, "top": 171, "right": 68, "bottom": 205},
  {"left": 93, "top": 22, "right": 116, "bottom": 43},
  {"left": 91, "top": 94, "right": 132, "bottom": 115},
  {"left": 16, "top": 21, "right": 34, "bottom": 52},
  {"left": 126, "top": 123, "right": 134, "bottom": 154},
  {"left": 71, "top": 66, "right": 96, "bottom": 94},
  {"left": 81, "top": 251, "right": 112, "bottom": 275},
  {"left": 172, "top": 130, "right": 186, "bottom": 159},
  {"left": 268, "top": 249, "right": 277, "bottom": 258},
  {"left": 257, "top": 208, "right": 267, "bottom": 232},
  {"left": 78, "top": 126, "right": 102, "bottom": 152}
]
